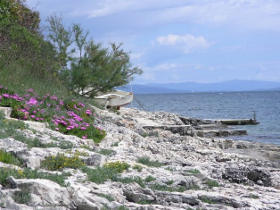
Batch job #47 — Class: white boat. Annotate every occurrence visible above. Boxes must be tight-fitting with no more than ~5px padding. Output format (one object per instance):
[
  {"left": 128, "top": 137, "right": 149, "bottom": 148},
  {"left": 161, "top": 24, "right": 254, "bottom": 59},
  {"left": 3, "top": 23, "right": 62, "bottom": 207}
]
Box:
[{"left": 94, "top": 90, "right": 133, "bottom": 108}]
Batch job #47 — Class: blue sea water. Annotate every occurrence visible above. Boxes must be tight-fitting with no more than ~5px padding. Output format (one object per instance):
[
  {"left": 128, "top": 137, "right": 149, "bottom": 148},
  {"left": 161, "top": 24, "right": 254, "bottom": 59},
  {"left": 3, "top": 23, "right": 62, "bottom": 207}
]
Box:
[{"left": 129, "top": 91, "right": 280, "bottom": 145}]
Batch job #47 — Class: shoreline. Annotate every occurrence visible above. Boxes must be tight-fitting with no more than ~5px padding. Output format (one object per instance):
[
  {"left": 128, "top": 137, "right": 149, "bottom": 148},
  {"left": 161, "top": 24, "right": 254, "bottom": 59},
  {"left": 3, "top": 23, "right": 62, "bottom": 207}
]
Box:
[{"left": 0, "top": 106, "right": 280, "bottom": 209}]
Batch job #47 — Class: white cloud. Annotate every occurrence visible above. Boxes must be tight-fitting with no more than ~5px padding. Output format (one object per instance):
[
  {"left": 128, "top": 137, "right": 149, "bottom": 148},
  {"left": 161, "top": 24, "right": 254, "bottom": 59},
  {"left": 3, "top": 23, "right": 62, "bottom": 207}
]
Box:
[
  {"left": 26, "top": 0, "right": 280, "bottom": 31},
  {"left": 156, "top": 34, "right": 211, "bottom": 53}
]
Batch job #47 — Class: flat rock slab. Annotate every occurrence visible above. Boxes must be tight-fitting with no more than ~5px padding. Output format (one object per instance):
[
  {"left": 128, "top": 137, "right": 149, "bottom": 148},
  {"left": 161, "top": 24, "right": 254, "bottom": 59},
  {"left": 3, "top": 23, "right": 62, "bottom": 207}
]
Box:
[{"left": 197, "top": 129, "right": 247, "bottom": 137}]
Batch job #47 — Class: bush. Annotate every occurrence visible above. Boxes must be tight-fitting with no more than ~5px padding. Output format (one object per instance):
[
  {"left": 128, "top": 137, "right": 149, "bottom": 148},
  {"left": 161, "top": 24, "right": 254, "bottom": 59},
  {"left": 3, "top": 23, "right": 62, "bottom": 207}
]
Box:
[
  {"left": 41, "top": 153, "right": 85, "bottom": 171},
  {"left": 0, "top": 85, "right": 106, "bottom": 143},
  {"left": 103, "top": 161, "right": 130, "bottom": 173},
  {"left": 0, "top": 168, "right": 70, "bottom": 187},
  {"left": 133, "top": 164, "right": 143, "bottom": 172},
  {"left": 13, "top": 189, "right": 31, "bottom": 204},
  {"left": 137, "top": 157, "right": 164, "bottom": 168},
  {"left": 83, "top": 162, "right": 129, "bottom": 184},
  {"left": 98, "top": 149, "right": 115, "bottom": 156},
  {"left": 150, "top": 183, "right": 187, "bottom": 192},
  {"left": 0, "top": 150, "right": 23, "bottom": 166},
  {"left": 82, "top": 166, "right": 119, "bottom": 184},
  {"left": 204, "top": 179, "right": 219, "bottom": 188}
]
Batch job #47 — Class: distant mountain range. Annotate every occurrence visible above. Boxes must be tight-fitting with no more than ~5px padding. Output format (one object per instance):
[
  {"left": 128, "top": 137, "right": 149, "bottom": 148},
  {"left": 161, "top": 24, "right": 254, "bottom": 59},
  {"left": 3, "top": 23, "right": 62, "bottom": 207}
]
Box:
[{"left": 121, "top": 80, "right": 280, "bottom": 94}]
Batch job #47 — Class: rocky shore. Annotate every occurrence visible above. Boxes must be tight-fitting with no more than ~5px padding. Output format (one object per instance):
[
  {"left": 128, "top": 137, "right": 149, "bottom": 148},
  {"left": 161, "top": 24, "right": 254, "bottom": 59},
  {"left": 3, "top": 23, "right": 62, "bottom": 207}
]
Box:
[{"left": 0, "top": 106, "right": 280, "bottom": 210}]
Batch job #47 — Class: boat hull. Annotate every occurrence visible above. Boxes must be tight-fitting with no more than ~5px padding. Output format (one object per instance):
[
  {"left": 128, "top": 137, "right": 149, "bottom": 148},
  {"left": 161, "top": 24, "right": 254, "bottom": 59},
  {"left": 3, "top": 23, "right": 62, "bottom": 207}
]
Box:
[{"left": 94, "top": 90, "right": 133, "bottom": 108}]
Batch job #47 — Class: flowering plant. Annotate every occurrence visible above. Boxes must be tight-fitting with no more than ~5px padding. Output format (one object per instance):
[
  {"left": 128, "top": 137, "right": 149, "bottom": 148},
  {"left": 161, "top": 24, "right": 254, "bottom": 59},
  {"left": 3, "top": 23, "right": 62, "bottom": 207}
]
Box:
[{"left": 0, "top": 85, "right": 105, "bottom": 143}]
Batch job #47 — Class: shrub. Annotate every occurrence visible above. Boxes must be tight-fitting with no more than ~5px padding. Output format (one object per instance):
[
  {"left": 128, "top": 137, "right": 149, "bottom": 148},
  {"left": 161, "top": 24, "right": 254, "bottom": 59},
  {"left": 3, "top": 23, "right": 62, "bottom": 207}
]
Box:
[
  {"left": 83, "top": 162, "right": 129, "bottom": 184},
  {"left": 97, "top": 193, "right": 114, "bottom": 202},
  {"left": 41, "top": 153, "right": 85, "bottom": 171},
  {"left": 137, "top": 157, "right": 164, "bottom": 168},
  {"left": 144, "top": 176, "right": 156, "bottom": 183},
  {"left": 13, "top": 189, "right": 31, "bottom": 204},
  {"left": 150, "top": 183, "right": 187, "bottom": 192},
  {"left": 0, "top": 85, "right": 106, "bottom": 143},
  {"left": 185, "top": 169, "right": 200, "bottom": 175},
  {"left": 113, "top": 176, "right": 145, "bottom": 188},
  {"left": 98, "top": 149, "right": 115, "bottom": 156},
  {"left": 82, "top": 166, "right": 119, "bottom": 184},
  {"left": 0, "top": 111, "right": 5, "bottom": 120},
  {"left": 103, "top": 161, "right": 130, "bottom": 173},
  {"left": 133, "top": 164, "right": 143, "bottom": 172},
  {"left": 204, "top": 179, "right": 219, "bottom": 189},
  {"left": 2, "top": 119, "right": 27, "bottom": 130},
  {"left": 0, "top": 168, "right": 70, "bottom": 187},
  {"left": 0, "top": 150, "right": 22, "bottom": 166}
]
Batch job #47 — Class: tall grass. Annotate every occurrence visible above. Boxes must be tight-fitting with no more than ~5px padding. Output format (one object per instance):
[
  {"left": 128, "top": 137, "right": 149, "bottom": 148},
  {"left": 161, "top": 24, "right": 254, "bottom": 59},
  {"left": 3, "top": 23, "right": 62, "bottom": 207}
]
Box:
[{"left": 0, "top": 64, "right": 69, "bottom": 98}]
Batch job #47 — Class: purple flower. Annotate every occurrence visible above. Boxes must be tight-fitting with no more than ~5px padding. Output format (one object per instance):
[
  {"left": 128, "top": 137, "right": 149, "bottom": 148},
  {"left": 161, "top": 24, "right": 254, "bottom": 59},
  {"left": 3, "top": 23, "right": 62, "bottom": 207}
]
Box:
[
  {"left": 80, "top": 127, "right": 86, "bottom": 130},
  {"left": 50, "top": 95, "right": 58, "bottom": 101},
  {"left": 27, "top": 88, "right": 34, "bottom": 93},
  {"left": 78, "top": 102, "right": 85, "bottom": 108},
  {"left": 86, "top": 109, "right": 92, "bottom": 115},
  {"left": 27, "top": 97, "right": 38, "bottom": 106},
  {"left": 82, "top": 136, "right": 87, "bottom": 139},
  {"left": 2, "top": 93, "right": 9, "bottom": 98}
]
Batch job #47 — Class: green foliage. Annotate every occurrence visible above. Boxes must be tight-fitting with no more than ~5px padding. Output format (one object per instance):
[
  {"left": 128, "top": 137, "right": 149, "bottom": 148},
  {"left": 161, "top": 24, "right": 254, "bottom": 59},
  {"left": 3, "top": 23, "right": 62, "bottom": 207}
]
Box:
[
  {"left": 13, "top": 189, "right": 31, "bottom": 204},
  {"left": 103, "top": 161, "right": 130, "bottom": 173},
  {"left": 199, "top": 196, "right": 217, "bottom": 204},
  {"left": 82, "top": 166, "right": 119, "bottom": 184},
  {"left": 185, "top": 169, "right": 201, "bottom": 175},
  {"left": 41, "top": 153, "right": 85, "bottom": 171},
  {"left": 0, "top": 150, "right": 22, "bottom": 166},
  {"left": 83, "top": 162, "right": 129, "bottom": 184},
  {"left": 249, "top": 194, "right": 259, "bottom": 199},
  {"left": 46, "top": 15, "right": 73, "bottom": 71},
  {"left": 98, "top": 149, "right": 115, "bottom": 156},
  {"left": 113, "top": 176, "right": 146, "bottom": 188},
  {"left": 166, "top": 180, "right": 174, "bottom": 185},
  {"left": 0, "top": 167, "right": 70, "bottom": 187},
  {"left": 150, "top": 183, "right": 187, "bottom": 192},
  {"left": 2, "top": 119, "right": 27, "bottom": 130},
  {"left": 111, "top": 142, "right": 119, "bottom": 147},
  {"left": 137, "top": 157, "right": 164, "bottom": 168},
  {"left": 118, "top": 206, "right": 129, "bottom": 210},
  {"left": 204, "top": 179, "right": 219, "bottom": 189},
  {"left": 69, "top": 41, "right": 142, "bottom": 97},
  {"left": 144, "top": 176, "right": 156, "bottom": 183},
  {"left": 133, "top": 164, "right": 143, "bottom": 172},
  {"left": 137, "top": 200, "right": 154, "bottom": 205},
  {"left": 97, "top": 193, "right": 115, "bottom": 202},
  {"left": 0, "top": 111, "right": 5, "bottom": 120}
]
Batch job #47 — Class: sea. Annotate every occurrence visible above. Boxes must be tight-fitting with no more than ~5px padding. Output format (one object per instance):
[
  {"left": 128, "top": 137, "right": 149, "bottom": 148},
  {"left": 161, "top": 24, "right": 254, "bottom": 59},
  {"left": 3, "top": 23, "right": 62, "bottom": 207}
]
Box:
[{"left": 128, "top": 91, "right": 280, "bottom": 145}]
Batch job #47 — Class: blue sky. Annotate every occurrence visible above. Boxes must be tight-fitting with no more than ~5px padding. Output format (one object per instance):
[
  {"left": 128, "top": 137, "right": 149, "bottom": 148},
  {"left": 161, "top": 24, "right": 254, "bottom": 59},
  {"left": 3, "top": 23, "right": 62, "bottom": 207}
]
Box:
[{"left": 26, "top": 0, "right": 280, "bottom": 84}]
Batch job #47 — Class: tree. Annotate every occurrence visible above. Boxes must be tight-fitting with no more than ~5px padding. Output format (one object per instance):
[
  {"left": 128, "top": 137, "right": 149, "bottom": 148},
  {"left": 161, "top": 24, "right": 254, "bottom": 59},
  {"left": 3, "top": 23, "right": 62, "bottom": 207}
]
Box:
[
  {"left": 69, "top": 41, "right": 142, "bottom": 97},
  {"left": 0, "top": 0, "right": 58, "bottom": 77},
  {"left": 46, "top": 15, "right": 73, "bottom": 71},
  {"left": 73, "top": 24, "right": 88, "bottom": 60}
]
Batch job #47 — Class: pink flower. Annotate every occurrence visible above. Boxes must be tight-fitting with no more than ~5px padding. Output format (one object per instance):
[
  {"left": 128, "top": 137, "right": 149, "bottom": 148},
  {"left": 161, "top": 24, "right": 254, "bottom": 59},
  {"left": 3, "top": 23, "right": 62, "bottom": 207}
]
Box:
[
  {"left": 82, "top": 136, "right": 87, "bottom": 139},
  {"left": 86, "top": 109, "right": 92, "bottom": 115},
  {"left": 55, "top": 128, "right": 59, "bottom": 131},
  {"left": 27, "top": 97, "right": 38, "bottom": 106},
  {"left": 50, "top": 95, "right": 58, "bottom": 101},
  {"left": 80, "top": 127, "right": 86, "bottom": 130},
  {"left": 31, "top": 115, "right": 35, "bottom": 118},
  {"left": 27, "top": 88, "right": 34, "bottom": 93},
  {"left": 2, "top": 93, "right": 9, "bottom": 98},
  {"left": 78, "top": 102, "right": 85, "bottom": 107}
]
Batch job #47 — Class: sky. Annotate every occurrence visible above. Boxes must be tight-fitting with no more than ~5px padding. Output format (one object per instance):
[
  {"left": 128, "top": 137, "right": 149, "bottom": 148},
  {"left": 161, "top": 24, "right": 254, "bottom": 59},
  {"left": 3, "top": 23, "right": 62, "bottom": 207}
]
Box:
[{"left": 26, "top": 0, "right": 280, "bottom": 84}]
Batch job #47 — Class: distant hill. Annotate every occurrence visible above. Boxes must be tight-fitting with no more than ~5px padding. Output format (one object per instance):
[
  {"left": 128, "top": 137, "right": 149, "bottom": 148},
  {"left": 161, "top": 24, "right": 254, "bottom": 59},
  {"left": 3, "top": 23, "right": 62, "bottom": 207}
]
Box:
[{"left": 121, "top": 80, "right": 280, "bottom": 94}]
